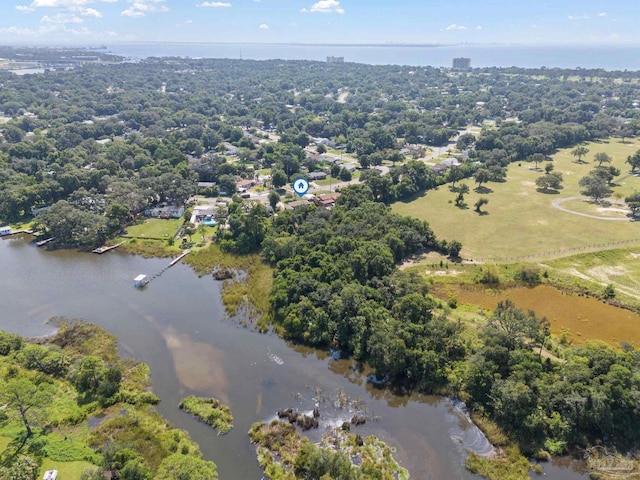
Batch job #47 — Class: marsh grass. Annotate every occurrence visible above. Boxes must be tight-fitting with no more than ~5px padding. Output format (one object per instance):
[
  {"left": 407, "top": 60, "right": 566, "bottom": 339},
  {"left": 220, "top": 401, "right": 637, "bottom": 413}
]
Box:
[{"left": 179, "top": 396, "right": 233, "bottom": 435}]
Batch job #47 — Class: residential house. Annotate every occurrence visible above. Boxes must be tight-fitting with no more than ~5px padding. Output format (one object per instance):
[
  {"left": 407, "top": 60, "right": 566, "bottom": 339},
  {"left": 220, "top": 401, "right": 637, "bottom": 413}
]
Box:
[
  {"left": 308, "top": 171, "right": 327, "bottom": 181},
  {"left": 284, "top": 199, "right": 312, "bottom": 210},
  {"left": 236, "top": 179, "right": 256, "bottom": 191},
  {"left": 144, "top": 206, "right": 185, "bottom": 219},
  {"left": 312, "top": 193, "right": 341, "bottom": 208}
]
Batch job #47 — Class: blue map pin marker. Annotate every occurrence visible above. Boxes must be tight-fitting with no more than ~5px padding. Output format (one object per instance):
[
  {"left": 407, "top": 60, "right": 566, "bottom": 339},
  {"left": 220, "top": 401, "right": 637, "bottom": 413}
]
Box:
[{"left": 292, "top": 178, "right": 310, "bottom": 197}]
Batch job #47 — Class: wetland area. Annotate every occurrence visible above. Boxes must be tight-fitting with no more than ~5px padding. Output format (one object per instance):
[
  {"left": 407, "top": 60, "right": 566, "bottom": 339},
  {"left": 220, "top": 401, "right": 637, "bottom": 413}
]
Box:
[{"left": 0, "top": 234, "right": 590, "bottom": 479}]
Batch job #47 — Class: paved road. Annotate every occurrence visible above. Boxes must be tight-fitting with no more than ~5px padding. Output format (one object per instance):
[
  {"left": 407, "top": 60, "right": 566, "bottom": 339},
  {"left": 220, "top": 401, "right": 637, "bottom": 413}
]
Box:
[{"left": 551, "top": 196, "right": 632, "bottom": 221}]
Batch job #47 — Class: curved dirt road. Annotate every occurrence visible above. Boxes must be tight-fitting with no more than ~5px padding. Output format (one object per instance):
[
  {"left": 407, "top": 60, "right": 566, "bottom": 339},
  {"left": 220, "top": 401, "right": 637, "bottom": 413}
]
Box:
[{"left": 551, "top": 196, "right": 632, "bottom": 221}]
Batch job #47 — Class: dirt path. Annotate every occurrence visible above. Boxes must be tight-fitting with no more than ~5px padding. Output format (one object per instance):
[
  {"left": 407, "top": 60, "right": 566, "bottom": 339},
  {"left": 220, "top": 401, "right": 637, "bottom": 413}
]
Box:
[{"left": 551, "top": 196, "right": 631, "bottom": 221}]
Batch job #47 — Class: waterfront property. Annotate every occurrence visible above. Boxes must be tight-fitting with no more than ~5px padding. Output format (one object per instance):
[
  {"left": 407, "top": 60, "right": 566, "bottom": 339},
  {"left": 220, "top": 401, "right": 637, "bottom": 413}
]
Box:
[{"left": 144, "top": 205, "right": 185, "bottom": 219}]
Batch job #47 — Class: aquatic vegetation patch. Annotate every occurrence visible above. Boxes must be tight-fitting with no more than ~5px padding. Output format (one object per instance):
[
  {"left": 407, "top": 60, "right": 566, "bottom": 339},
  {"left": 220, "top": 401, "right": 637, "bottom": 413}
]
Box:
[
  {"left": 179, "top": 396, "right": 234, "bottom": 434},
  {"left": 249, "top": 420, "right": 409, "bottom": 480}
]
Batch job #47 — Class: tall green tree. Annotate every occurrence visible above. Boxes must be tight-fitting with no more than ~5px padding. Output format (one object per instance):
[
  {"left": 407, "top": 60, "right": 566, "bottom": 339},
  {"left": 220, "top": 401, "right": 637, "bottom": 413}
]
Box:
[
  {"left": 474, "top": 168, "right": 491, "bottom": 189},
  {"left": 0, "top": 378, "right": 52, "bottom": 437},
  {"left": 571, "top": 146, "right": 589, "bottom": 163},
  {"left": 535, "top": 172, "right": 563, "bottom": 192},
  {"left": 625, "top": 192, "right": 640, "bottom": 218},
  {"left": 474, "top": 197, "right": 488, "bottom": 213},
  {"left": 594, "top": 152, "right": 612, "bottom": 166},
  {"left": 156, "top": 454, "right": 218, "bottom": 480},
  {"left": 626, "top": 150, "right": 640, "bottom": 172},
  {"left": 579, "top": 173, "right": 612, "bottom": 203}
]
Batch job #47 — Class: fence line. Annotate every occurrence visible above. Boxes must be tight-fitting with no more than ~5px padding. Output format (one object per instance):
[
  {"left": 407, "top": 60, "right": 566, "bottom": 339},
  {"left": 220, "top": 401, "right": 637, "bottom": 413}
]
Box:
[{"left": 473, "top": 238, "right": 640, "bottom": 263}]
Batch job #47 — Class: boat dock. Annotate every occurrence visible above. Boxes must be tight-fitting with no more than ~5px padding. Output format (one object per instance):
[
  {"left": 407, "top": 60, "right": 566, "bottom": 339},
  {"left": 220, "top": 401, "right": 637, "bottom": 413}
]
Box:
[
  {"left": 92, "top": 242, "right": 124, "bottom": 254},
  {"left": 168, "top": 249, "right": 190, "bottom": 267},
  {"left": 0, "top": 229, "right": 34, "bottom": 238},
  {"left": 36, "top": 237, "right": 54, "bottom": 247},
  {"left": 134, "top": 250, "right": 191, "bottom": 288}
]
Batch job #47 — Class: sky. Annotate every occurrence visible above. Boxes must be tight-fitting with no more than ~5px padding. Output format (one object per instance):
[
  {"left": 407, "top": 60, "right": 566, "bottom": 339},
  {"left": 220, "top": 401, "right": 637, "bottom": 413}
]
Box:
[{"left": 0, "top": 0, "right": 638, "bottom": 46}]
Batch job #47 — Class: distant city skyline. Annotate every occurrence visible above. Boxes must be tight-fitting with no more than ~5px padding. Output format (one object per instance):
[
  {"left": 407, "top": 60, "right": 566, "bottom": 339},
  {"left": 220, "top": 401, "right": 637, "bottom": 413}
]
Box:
[{"left": 1, "top": 0, "right": 639, "bottom": 46}]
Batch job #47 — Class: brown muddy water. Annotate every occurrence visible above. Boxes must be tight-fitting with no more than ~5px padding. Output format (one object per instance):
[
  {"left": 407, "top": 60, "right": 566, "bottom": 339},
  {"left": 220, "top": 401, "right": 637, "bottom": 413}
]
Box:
[
  {"left": 0, "top": 235, "right": 588, "bottom": 479},
  {"left": 437, "top": 284, "right": 640, "bottom": 347}
]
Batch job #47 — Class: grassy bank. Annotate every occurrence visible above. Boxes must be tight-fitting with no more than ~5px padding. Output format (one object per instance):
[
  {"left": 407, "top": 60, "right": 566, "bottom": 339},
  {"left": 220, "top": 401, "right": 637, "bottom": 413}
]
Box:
[{"left": 186, "top": 243, "right": 273, "bottom": 329}]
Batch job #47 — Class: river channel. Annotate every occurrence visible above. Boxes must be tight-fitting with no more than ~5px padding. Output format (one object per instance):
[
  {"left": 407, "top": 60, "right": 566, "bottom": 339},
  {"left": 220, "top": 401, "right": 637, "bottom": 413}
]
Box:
[{"left": 0, "top": 235, "right": 588, "bottom": 479}]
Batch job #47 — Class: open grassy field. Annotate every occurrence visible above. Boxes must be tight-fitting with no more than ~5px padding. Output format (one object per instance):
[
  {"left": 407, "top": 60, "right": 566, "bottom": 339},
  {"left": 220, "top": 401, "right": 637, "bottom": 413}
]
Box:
[
  {"left": 392, "top": 138, "right": 640, "bottom": 260},
  {"left": 543, "top": 247, "right": 640, "bottom": 303},
  {"left": 124, "top": 218, "right": 183, "bottom": 239},
  {"left": 39, "top": 460, "right": 95, "bottom": 480}
]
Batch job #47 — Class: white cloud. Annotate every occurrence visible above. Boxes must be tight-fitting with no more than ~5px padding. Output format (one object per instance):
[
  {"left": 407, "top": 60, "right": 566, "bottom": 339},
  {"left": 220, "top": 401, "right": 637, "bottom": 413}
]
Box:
[
  {"left": 0, "top": 25, "right": 37, "bottom": 35},
  {"left": 122, "top": 0, "right": 169, "bottom": 17},
  {"left": 17, "top": 0, "right": 115, "bottom": 14},
  {"left": 41, "top": 13, "right": 84, "bottom": 24},
  {"left": 598, "top": 12, "right": 607, "bottom": 17},
  {"left": 305, "top": 0, "right": 344, "bottom": 14},
  {"left": 610, "top": 32, "right": 621, "bottom": 39},
  {"left": 259, "top": 23, "right": 269, "bottom": 29},
  {"left": 476, "top": 25, "right": 482, "bottom": 30},
  {"left": 30, "top": 0, "right": 115, "bottom": 7},
  {"left": 82, "top": 7, "right": 102, "bottom": 17},
  {"left": 445, "top": 24, "right": 468, "bottom": 30},
  {"left": 568, "top": 14, "right": 589, "bottom": 20},
  {"left": 197, "top": 1, "right": 231, "bottom": 6}
]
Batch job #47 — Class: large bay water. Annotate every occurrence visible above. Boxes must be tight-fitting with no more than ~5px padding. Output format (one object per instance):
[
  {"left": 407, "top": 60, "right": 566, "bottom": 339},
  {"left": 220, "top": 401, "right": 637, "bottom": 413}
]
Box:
[
  {"left": 0, "top": 235, "right": 588, "bottom": 479},
  {"left": 107, "top": 43, "right": 640, "bottom": 70}
]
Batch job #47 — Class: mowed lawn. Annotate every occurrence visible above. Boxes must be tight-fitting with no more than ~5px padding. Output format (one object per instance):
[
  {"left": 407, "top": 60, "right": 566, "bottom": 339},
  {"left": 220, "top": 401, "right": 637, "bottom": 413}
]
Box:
[
  {"left": 39, "top": 459, "right": 96, "bottom": 480},
  {"left": 125, "top": 218, "right": 182, "bottom": 239},
  {"left": 392, "top": 138, "right": 640, "bottom": 260}
]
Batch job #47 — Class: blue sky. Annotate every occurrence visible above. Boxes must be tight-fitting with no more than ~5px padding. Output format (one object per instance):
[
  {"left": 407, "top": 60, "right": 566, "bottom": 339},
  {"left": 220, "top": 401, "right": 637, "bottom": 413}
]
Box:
[{"left": 0, "top": 0, "right": 637, "bottom": 45}]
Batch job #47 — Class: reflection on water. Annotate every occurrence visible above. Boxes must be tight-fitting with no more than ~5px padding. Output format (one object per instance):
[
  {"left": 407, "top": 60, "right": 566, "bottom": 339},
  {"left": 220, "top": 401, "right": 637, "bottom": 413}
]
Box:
[
  {"left": 162, "top": 326, "right": 230, "bottom": 404},
  {"left": 0, "top": 238, "right": 587, "bottom": 479}
]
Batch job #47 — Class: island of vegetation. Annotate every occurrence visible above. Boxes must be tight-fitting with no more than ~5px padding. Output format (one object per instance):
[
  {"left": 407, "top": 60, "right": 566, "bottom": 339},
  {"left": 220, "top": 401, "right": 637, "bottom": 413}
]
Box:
[
  {"left": 2, "top": 47, "right": 640, "bottom": 479},
  {"left": 0, "top": 320, "right": 218, "bottom": 480},
  {"left": 248, "top": 420, "right": 409, "bottom": 480},
  {"left": 178, "top": 396, "right": 234, "bottom": 435}
]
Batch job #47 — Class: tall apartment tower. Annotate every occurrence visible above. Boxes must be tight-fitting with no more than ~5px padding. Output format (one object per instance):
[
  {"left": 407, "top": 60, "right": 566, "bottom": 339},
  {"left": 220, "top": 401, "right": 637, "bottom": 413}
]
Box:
[{"left": 452, "top": 57, "right": 471, "bottom": 69}]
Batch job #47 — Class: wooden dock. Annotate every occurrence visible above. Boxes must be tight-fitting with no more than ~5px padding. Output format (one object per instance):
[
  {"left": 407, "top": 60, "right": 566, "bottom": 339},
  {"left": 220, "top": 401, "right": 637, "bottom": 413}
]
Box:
[
  {"left": 92, "top": 242, "right": 124, "bottom": 254},
  {"left": 138, "top": 250, "right": 192, "bottom": 287},
  {"left": 1, "top": 229, "right": 34, "bottom": 238},
  {"left": 168, "top": 249, "right": 190, "bottom": 267},
  {"left": 36, "top": 237, "right": 54, "bottom": 247}
]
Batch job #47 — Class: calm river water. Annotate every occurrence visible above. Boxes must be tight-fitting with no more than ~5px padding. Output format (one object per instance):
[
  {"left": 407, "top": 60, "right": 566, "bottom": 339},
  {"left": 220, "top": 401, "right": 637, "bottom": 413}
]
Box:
[{"left": 0, "top": 235, "right": 588, "bottom": 479}]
